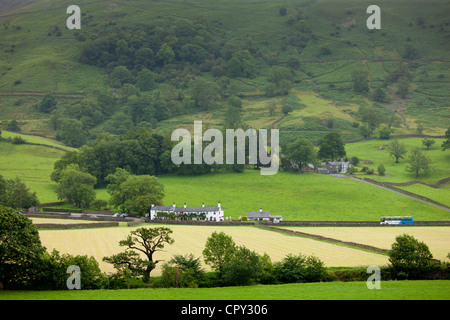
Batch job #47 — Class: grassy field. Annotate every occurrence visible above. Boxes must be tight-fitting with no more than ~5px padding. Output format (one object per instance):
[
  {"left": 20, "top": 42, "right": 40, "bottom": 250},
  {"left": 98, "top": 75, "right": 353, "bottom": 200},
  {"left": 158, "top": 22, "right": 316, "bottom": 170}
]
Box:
[
  {"left": 37, "top": 224, "right": 390, "bottom": 275},
  {"left": 158, "top": 169, "right": 450, "bottom": 221},
  {"left": 0, "top": 141, "right": 63, "bottom": 203},
  {"left": 281, "top": 226, "right": 450, "bottom": 261},
  {"left": 345, "top": 137, "right": 450, "bottom": 184},
  {"left": 1, "top": 280, "right": 449, "bottom": 300}
]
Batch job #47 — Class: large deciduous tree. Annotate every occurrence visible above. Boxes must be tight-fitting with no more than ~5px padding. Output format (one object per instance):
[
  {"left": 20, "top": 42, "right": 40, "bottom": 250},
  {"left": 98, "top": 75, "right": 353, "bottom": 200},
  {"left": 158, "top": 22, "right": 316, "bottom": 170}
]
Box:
[
  {"left": 57, "top": 164, "right": 97, "bottom": 208},
  {"left": 317, "top": 132, "right": 346, "bottom": 161},
  {"left": 388, "top": 139, "right": 407, "bottom": 163},
  {"left": 106, "top": 168, "right": 164, "bottom": 215},
  {"left": 282, "top": 138, "right": 316, "bottom": 173},
  {"left": 0, "top": 206, "right": 46, "bottom": 289},
  {"left": 103, "top": 227, "right": 174, "bottom": 283}
]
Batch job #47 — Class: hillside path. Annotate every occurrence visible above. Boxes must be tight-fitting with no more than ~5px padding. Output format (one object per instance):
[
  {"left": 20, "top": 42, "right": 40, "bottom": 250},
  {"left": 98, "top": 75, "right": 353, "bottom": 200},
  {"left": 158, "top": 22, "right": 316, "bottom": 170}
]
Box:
[{"left": 351, "top": 177, "right": 450, "bottom": 212}]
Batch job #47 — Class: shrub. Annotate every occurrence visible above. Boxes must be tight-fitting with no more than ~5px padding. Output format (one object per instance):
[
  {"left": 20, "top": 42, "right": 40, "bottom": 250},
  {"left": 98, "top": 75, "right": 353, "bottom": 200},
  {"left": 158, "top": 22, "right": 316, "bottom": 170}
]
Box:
[
  {"left": 366, "top": 168, "right": 375, "bottom": 175},
  {"left": 388, "top": 234, "right": 435, "bottom": 279},
  {"left": 377, "top": 164, "right": 386, "bottom": 176},
  {"left": 350, "top": 156, "right": 360, "bottom": 166},
  {"left": 274, "top": 253, "right": 306, "bottom": 283},
  {"left": 221, "top": 246, "right": 262, "bottom": 286}
]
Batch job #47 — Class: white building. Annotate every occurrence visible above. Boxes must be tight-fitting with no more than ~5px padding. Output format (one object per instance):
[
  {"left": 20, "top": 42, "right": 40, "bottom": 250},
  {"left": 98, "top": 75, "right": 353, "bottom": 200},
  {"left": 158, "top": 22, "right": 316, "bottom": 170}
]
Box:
[{"left": 149, "top": 202, "right": 224, "bottom": 222}]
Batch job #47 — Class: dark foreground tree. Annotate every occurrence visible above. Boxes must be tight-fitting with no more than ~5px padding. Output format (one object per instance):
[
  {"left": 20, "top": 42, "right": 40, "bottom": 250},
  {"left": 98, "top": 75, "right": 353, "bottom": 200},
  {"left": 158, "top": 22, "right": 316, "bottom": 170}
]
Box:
[
  {"left": 388, "top": 234, "right": 434, "bottom": 279},
  {"left": 103, "top": 227, "right": 174, "bottom": 283},
  {"left": 0, "top": 206, "right": 46, "bottom": 289}
]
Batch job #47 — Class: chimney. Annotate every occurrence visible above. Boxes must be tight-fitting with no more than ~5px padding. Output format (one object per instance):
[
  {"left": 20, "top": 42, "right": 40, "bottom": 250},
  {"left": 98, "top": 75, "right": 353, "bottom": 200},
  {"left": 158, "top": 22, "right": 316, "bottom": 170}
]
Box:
[
  {"left": 218, "top": 201, "right": 221, "bottom": 209},
  {"left": 173, "top": 202, "right": 176, "bottom": 209},
  {"left": 260, "top": 208, "right": 263, "bottom": 212},
  {"left": 202, "top": 202, "right": 205, "bottom": 208},
  {"left": 184, "top": 203, "right": 187, "bottom": 208},
  {"left": 151, "top": 204, "right": 154, "bottom": 208}
]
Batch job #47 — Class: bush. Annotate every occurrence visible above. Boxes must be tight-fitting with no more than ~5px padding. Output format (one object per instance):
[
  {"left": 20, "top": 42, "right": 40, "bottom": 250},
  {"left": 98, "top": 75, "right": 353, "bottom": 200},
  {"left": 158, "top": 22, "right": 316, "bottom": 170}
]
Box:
[
  {"left": 221, "top": 246, "right": 262, "bottom": 286},
  {"left": 377, "top": 164, "right": 386, "bottom": 176},
  {"left": 388, "top": 234, "right": 436, "bottom": 279},
  {"left": 366, "top": 168, "right": 375, "bottom": 175},
  {"left": 350, "top": 156, "right": 360, "bottom": 166}
]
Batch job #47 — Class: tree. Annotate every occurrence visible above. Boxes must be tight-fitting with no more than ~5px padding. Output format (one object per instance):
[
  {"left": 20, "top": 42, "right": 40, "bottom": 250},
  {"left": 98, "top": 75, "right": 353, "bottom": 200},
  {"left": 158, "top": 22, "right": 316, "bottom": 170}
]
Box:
[
  {"left": 422, "top": 138, "right": 435, "bottom": 150},
  {"left": 372, "top": 87, "right": 386, "bottom": 103},
  {"left": 0, "top": 205, "right": 46, "bottom": 289},
  {"left": 282, "top": 138, "right": 316, "bottom": 173},
  {"left": 352, "top": 71, "right": 369, "bottom": 93},
  {"left": 57, "top": 164, "right": 96, "bottom": 208},
  {"left": 274, "top": 253, "right": 306, "bottom": 283},
  {"left": 55, "top": 118, "right": 88, "bottom": 148},
  {"left": 406, "top": 147, "right": 431, "bottom": 178},
  {"left": 106, "top": 168, "right": 165, "bottom": 215},
  {"left": 109, "top": 66, "right": 133, "bottom": 88},
  {"left": 6, "top": 120, "right": 21, "bottom": 132},
  {"left": 441, "top": 126, "right": 450, "bottom": 151},
  {"left": 388, "top": 234, "right": 434, "bottom": 279},
  {"left": 281, "top": 104, "right": 293, "bottom": 116},
  {"left": 317, "top": 132, "right": 346, "bottom": 160},
  {"left": 377, "top": 163, "right": 386, "bottom": 176},
  {"left": 135, "top": 68, "right": 155, "bottom": 91},
  {"left": 388, "top": 139, "right": 407, "bottom": 163},
  {"left": 202, "top": 231, "right": 237, "bottom": 274},
  {"left": 221, "top": 246, "right": 262, "bottom": 286},
  {"left": 379, "top": 126, "right": 391, "bottom": 140},
  {"left": 358, "top": 105, "right": 384, "bottom": 131},
  {"left": 103, "top": 227, "right": 174, "bottom": 283},
  {"left": 37, "top": 93, "right": 57, "bottom": 113},
  {"left": 190, "top": 78, "right": 220, "bottom": 110}
]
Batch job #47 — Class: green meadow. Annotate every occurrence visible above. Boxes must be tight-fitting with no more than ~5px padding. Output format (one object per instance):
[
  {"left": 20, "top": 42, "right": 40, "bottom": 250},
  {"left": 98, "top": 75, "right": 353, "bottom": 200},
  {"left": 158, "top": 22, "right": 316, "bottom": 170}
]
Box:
[
  {"left": 1, "top": 280, "right": 449, "bottom": 300},
  {"left": 1, "top": 135, "right": 449, "bottom": 220},
  {"left": 158, "top": 169, "right": 450, "bottom": 221}
]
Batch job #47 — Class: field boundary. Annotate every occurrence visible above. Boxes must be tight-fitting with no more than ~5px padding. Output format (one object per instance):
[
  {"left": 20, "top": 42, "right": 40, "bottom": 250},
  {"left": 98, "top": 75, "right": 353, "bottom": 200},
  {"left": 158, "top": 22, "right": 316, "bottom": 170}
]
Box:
[
  {"left": 257, "top": 224, "right": 389, "bottom": 254},
  {"left": 354, "top": 177, "right": 450, "bottom": 211}
]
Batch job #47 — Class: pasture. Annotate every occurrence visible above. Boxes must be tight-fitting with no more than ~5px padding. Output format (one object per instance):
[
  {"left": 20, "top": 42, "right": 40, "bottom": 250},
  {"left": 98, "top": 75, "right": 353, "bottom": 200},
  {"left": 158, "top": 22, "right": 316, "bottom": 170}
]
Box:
[
  {"left": 159, "top": 169, "right": 450, "bottom": 221},
  {"left": 37, "top": 224, "right": 389, "bottom": 275},
  {"left": 345, "top": 137, "right": 450, "bottom": 184},
  {"left": 1, "top": 280, "right": 449, "bottom": 300}
]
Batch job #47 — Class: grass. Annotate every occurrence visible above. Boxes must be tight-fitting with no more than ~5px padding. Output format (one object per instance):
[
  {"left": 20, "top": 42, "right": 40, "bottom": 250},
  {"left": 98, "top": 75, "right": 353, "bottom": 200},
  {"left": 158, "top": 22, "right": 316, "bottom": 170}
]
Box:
[
  {"left": 1, "top": 280, "right": 449, "bottom": 300},
  {"left": 158, "top": 169, "right": 450, "bottom": 221},
  {"left": 0, "top": 141, "right": 63, "bottom": 203},
  {"left": 345, "top": 137, "right": 450, "bottom": 183}
]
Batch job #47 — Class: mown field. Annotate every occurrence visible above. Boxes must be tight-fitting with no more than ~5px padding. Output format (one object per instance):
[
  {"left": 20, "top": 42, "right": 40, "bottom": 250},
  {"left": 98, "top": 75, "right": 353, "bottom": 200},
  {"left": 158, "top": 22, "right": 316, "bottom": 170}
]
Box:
[
  {"left": 37, "top": 224, "right": 390, "bottom": 275},
  {"left": 282, "top": 226, "right": 450, "bottom": 261},
  {"left": 1, "top": 280, "right": 449, "bottom": 300}
]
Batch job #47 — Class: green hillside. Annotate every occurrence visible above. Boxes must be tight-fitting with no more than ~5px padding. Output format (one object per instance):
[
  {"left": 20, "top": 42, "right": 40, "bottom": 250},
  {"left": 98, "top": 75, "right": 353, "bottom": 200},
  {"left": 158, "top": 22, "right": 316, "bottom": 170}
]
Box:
[
  {"left": 0, "top": 0, "right": 449, "bottom": 143},
  {"left": 0, "top": 0, "right": 448, "bottom": 216}
]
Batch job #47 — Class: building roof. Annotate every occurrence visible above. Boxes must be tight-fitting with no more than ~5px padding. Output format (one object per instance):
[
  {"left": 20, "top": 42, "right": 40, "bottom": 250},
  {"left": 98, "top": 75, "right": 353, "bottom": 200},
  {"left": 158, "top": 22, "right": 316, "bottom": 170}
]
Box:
[
  {"left": 174, "top": 206, "right": 219, "bottom": 213},
  {"left": 152, "top": 205, "right": 220, "bottom": 212},
  {"left": 247, "top": 211, "right": 271, "bottom": 218}
]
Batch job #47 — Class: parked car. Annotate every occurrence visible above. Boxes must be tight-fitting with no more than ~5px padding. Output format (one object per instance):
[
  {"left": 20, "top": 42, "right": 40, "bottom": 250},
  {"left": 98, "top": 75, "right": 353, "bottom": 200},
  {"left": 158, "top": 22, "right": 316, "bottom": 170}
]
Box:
[
  {"left": 113, "top": 213, "right": 121, "bottom": 217},
  {"left": 120, "top": 213, "right": 128, "bottom": 218}
]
